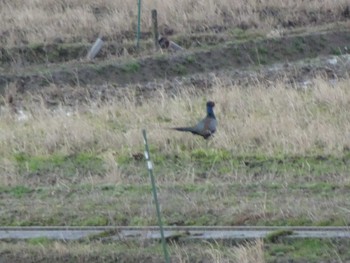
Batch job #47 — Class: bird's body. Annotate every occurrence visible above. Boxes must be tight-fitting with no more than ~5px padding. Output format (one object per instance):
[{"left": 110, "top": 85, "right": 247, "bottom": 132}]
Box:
[{"left": 172, "top": 101, "right": 217, "bottom": 139}]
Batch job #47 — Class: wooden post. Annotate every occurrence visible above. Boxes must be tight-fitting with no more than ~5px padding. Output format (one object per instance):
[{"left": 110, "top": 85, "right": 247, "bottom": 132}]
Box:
[
  {"left": 136, "top": 0, "right": 141, "bottom": 49},
  {"left": 151, "top": 9, "right": 159, "bottom": 50}
]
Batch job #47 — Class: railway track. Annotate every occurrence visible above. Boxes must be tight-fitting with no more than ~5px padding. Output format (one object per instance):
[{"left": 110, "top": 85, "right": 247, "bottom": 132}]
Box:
[{"left": 1, "top": 226, "right": 349, "bottom": 241}]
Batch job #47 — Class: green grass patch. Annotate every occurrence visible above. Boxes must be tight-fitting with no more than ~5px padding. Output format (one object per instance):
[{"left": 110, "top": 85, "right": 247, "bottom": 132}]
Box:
[
  {"left": 266, "top": 229, "right": 294, "bottom": 243},
  {"left": 116, "top": 148, "right": 350, "bottom": 179},
  {"left": 331, "top": 47, "right": 342, "bottom": 55},
  {"left": 26, "top": 237, "right": 53, "bottom": 246},
  {"left": 267, "top": 239, "right": 344, "bottom": 263},
  {"left": 120, "top": 61, "right": 140, "bottom": 73},
  {"left": 0, "top": 185, "right": 33, "bottom": 197},
  {"left": 259, "top": 218, "right": 314, "bottom": 227},
  {"left": 171, "top": 63, "right": 187, "bottom": 75},
  {"left": 98, "top": 184, "right": 151, "bottom": 196},
  {"left": 185, "top": 55, "right": 196, "bottom": 64},
  {"left": 14, "top": 152, "right": 105, "bottom": 177},
  {"left": 80, "top": 216, "right": 109, "bottom": 226},
  {"left": 292, "top": 37, "right": 307, "bottom": 53}
]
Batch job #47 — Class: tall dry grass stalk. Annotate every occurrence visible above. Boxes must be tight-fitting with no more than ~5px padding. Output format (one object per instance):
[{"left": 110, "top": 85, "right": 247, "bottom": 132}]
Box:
[
  {"left": 0, "top": 0, "right": 349, "bottom": 46},
  {"left": 202, "top": 240, "right": 265, "bottom": 263},
  {"left": 230, "top": 239, "right": 265, "bottom": 263}
]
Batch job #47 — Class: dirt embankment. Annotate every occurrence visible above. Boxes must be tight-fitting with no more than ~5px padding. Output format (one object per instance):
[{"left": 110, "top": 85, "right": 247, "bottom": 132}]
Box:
[{"left": 1, "top": 29, "right": 350, "bottom": 105}]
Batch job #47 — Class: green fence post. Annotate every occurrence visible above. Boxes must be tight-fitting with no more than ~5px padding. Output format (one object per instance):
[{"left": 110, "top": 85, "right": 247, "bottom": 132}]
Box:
[{"left": 142, "top": 129, "right": 170, "bottom": 263}]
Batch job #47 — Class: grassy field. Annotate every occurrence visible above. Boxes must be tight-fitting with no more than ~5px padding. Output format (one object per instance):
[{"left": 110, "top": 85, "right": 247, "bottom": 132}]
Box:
[
  {"left": 1, "top": 0, "right": 349, "bottom": 46},
  {"left": 1, "top": 0, "right": 350, "bottom": 262},
  {"left": 1, "top": 77, "right": 350, "bottom": 227},
  {"left": 1, "top": 76, "right": 350, "bottom": 262},
  {"left": 0, "top": 239, "right": 267, "bottom": 263}
]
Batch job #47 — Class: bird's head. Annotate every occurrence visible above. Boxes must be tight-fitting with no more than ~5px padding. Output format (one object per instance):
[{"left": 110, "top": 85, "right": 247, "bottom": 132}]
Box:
[
  {"left": 206, "top": 101, "right": 215, "bottom": 108},
  {"left": 206, "top": 101, "right": 216, "bottom": 118}
]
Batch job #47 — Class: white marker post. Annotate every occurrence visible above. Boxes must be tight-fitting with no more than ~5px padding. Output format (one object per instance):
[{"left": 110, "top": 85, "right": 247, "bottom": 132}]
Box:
[{"left": 87, "top": 37, "right": 104, "bottom": 60}]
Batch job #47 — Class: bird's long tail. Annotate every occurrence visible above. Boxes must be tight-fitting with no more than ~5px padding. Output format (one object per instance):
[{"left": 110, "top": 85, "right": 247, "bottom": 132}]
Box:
[{"left": 171, "top": 127, "right": 196, "bottom": 133}]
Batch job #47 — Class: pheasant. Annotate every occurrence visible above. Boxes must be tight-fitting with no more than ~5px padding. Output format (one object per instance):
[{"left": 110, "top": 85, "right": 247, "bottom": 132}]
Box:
[{"left": 172, "top": 101, "right": 217, "bottom": 139}]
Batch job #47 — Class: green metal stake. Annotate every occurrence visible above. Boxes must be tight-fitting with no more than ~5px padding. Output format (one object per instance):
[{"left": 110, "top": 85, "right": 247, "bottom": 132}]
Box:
[
  {"left": 142, "top": 129, "right": 170, "bottom": 263},
  {"left": 136, "top": 0, "right": 141, "bottom": 48}
]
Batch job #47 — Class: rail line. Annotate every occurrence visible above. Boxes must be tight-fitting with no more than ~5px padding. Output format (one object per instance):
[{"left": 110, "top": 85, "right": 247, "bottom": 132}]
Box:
[{"left": 1, "top": 226, "right": 349, "bottom": 241}]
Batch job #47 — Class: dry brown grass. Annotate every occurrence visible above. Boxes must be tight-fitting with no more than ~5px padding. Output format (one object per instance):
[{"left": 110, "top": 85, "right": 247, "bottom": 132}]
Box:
[
  {"left": 1, "top": 0, "right": 349, "bottom": 46},
  {"left": 172, "top": 239, "right": 265, "bottom": 263},
  {"left": 0, "top": 75, "right": 349, "bottom": 187},
  {"left": 1, "top": 75, "right": 349, "bottom": 156},
  {"left": 0, "top": 239, "right": 265, "bottom": 263}
]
